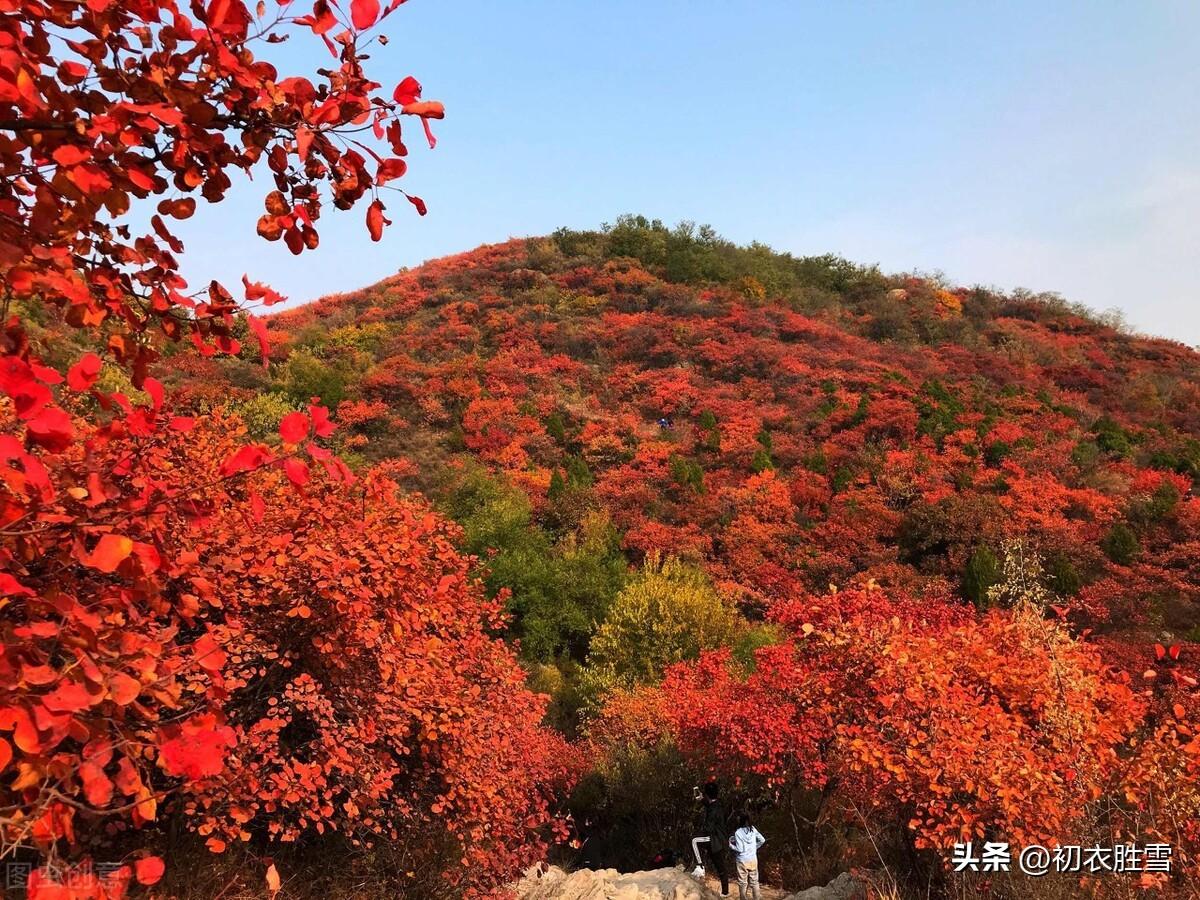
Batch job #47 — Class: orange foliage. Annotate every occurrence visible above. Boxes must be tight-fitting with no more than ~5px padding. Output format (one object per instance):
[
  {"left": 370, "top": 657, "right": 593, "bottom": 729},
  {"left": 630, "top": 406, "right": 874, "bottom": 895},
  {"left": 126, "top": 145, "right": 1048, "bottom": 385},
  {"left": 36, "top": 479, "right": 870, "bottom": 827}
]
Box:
[{"left": 0, "top": 400, "right": 576, "bottom": 893}]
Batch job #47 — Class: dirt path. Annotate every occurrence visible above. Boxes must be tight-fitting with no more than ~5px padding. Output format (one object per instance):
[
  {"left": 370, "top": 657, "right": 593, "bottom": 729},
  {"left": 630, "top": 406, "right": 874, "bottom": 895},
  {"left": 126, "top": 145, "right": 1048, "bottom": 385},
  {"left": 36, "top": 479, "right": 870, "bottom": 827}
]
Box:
[{"left": 701, "top": 873, "right": 789, "bottom": 900}]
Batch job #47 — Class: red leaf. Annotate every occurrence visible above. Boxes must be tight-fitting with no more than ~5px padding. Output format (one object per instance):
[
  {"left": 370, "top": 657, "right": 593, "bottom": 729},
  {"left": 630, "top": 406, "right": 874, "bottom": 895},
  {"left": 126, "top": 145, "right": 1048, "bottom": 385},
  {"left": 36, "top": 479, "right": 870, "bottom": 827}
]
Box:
[
  {"left": 30, "top": 363, "right": 63, "bottom": 385},
  {"left": 42, "top": 680, "right": 93, "bottom": 713},
  {"left": 297, "top": 126, "right": 314, "bottom": 161},
  {"left": 247, "top": 314, "right": 272, "bottom": 368},
  {"left": 376, "top": 158, "right": 408, "bottom": 185},
  {"left": 249, "top": 490, "right": 266, "bottom": 523},
  {"left": 193, "top": 633, "right": 227, "bottom": 673},
  {"left": 309, "top": 404, "right": 336, "bottom": 437},
  {"left": 81, "top": 761, "right": 114, "bottom": 806},
  {"left": 52, "top": 145, "right": 89, "bottom": 166},
  {"left": 67, "top": 353, "right": 103, "bottom": 391},
  {"left": 109, "top": 673, "right": 141, "bottom": 706},
  {"left": 26, "top": 406, "right": 75, "bottom": 452},
  {"left": 393, "top": 75, "right": 421, "bottom": 105},
  {"left": 385, "top": 120, "right": 407, "bottom": 156},
  {"left": 350, "top": 0, "right": 379, "bottom": 29},
  {"left": 0, "top": 573, "right": 35, "bottom": 597},
  {"left": 242, "top": 275, "right": 286, "bottom": 306},
  {"left": 306, "top": 0, "right": 336, "bottom": 34},
  {"left": 366, "top": 199, "right": 388, "bottom": 241},
  {"left": 406, "top": 193, "right": 427, "bottom": 216},
  {"left": 279, "top": 411, "right": 310, "bottom": 444},
  {"left": 158, "top": 198, "right": 196, "bottom": 220},
  {"left": 0, "top": 707, "right": 40, "bottom": 753},
  {"left": 283, "top": 458, "right": 310, "bottom": 487},
  {"left": 134, "top": 857, "right": 165, "bottom": 886},
  {"left": 133, "top": 541, "right": 161, "bottom": 573},
  {"left": 159, "top": 720, "right": 235, "bottom": 780},
  {"left": 401, "top": 100, "right": 444, "bottom": 119},
  {"left": 220, "top": 444, "right": 273, "bottom": 477},
  {"left": 143, "top": 377, "right": 164, "bottom": 411},
  {"left": 84, "top": 534, "right": 134, "bottom": 573}
]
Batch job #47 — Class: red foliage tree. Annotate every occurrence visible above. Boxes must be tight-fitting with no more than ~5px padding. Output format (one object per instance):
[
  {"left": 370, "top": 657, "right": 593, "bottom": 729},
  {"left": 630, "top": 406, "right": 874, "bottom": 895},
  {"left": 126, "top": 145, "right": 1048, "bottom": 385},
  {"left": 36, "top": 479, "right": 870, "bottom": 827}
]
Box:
[
  {"left": 1, "top": 0, "right": 578, "bottom": 894},
  {"left": 657, "top": 585, "right": 1153, "bottom": 856},
  {"left": 1, "top": 397, "right": 576, "bottom": 895},
  {"left": 1, "top": 0, "right": 439, "bottom": 365}
]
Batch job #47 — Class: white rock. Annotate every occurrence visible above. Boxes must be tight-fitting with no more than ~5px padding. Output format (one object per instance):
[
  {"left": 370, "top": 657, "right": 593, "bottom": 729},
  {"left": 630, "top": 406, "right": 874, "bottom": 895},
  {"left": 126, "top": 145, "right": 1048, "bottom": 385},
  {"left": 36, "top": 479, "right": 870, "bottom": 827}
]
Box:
[
  {"left": 512, "top": 866, "right": 722, "bottom": 900},
  {"left": 784, "top": 872, "right": 864, "bottom": 900}
]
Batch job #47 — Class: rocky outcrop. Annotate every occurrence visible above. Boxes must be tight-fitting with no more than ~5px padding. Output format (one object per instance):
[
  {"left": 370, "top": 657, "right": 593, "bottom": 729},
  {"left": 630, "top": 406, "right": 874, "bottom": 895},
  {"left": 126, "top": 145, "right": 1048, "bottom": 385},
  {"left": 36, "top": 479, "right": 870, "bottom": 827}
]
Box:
[
  {"left": 784, "top": 872, "right": 865, "bottom": 900},
  {"left": 513, "top": 865, "right": 722, "bottom": 900},
  {"left": 513, "top": 865, "right": 866, "bottom": 900}
]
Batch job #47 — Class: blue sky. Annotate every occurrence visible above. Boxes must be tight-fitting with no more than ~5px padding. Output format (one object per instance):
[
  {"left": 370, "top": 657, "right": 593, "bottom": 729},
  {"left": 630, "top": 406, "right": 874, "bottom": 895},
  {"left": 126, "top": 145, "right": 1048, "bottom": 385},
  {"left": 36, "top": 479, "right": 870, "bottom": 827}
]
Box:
[{"left": 177, "top": 1, "right": 1200, "bottom": 343}]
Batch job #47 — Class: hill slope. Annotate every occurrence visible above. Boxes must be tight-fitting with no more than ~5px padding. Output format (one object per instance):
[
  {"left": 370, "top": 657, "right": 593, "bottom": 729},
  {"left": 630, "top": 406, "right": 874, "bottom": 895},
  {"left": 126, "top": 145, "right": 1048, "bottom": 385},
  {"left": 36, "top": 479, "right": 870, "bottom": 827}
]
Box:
[
  {"left": 145, "top": 217, "right": 1200, "bottom": 884},
  {"left": 169, "top": 217, "right": 1200, "bottom": 659}
]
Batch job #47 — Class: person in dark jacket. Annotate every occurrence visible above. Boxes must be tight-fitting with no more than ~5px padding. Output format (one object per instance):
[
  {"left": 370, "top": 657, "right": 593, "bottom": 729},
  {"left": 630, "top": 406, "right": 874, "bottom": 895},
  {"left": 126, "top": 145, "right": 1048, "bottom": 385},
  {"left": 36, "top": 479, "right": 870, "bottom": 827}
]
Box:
[{"left": 699, "top": 781, "right": 731, "bottom": 895}]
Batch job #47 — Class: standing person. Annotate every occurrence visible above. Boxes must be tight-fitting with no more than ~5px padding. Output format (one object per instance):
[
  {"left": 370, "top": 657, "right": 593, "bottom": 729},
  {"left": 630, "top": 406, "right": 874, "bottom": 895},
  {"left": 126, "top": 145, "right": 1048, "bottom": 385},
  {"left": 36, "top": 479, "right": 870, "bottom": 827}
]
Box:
[
  {"left": 728, "top": 812, "right": 766, "bottom": 900},
  {"left": 698, "top": 781, "right": 731, "bottom": 896}
]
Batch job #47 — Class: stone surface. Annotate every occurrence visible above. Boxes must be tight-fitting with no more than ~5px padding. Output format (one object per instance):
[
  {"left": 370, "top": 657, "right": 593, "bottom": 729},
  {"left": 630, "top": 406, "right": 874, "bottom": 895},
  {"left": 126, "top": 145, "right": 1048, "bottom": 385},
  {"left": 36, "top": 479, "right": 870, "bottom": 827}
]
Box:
[
  {"left": 513, "top": 865, "right": 722, "bottom": 900},
  {"left": 513, "top": 864, "right": 865, "bottom": 900},
  {"left": 784, "top": 872, "right": 865, "bottom": 900}
]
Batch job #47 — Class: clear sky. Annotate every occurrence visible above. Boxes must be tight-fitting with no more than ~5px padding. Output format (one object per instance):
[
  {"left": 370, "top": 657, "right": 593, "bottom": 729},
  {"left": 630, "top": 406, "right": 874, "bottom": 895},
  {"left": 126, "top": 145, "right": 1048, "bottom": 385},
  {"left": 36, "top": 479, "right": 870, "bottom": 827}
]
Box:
[{"left": 176, "top": 1, "right": 1200, "bottom": 344}]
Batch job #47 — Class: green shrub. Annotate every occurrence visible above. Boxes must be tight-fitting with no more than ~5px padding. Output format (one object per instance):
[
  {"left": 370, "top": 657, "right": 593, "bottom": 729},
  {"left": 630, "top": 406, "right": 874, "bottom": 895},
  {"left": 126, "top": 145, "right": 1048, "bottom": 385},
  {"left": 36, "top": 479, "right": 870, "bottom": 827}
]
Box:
[
  {"left": 280, "top": 348, "right": 347, "bottom": 407},
  {"left": 669, "top": 455, "right": 705, "bottom": 493},
  {"left": 233, "top": 391, "right": 296, "bottom": 440},
  {"left": 963, "top": 545, "right": 1001, "bottom": 610},
  {"left": 443, "top": 469, "right": 626, "bottom": 663},
  {"left": 581, "top": 556, "right": 741, "bottom": 705},
  {"left": 1101, "top": 523, "right": 1141, "bottom": 565}
]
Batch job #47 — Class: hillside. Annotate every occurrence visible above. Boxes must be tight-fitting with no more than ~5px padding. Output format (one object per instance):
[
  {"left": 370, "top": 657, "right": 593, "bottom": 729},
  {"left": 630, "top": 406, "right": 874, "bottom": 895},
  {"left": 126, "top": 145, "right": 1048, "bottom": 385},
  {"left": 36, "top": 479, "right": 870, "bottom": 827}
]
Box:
[
  {"left": 146, "top": 217, "right": 1200, "bottom": 889},
  {"left": 168, "top": 216, "right": 1200, "bottom": 655},
  {"left": 11, "top": 216, "right": 1199, "bottom": 894},
  {"left": 6, "top": 0, "right": 1195, "bottom": 891}
]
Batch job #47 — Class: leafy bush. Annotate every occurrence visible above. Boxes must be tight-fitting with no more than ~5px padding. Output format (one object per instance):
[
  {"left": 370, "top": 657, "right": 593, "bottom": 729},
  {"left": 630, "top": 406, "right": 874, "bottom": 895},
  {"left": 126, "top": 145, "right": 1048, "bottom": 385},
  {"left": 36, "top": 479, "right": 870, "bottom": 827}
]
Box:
[
  {"left": 1102, "top": 522, "right": 1141, "bottom": 565},
  {"left": 444, "top": 468, "right": 626, "bottom": 662},
  {"left": 582, "top": 555, "right": 742, "bottom": 706},
  {"left": 232, "top": 391, "right": 296, "bottom": 439},
  {"left": 962, "top": 545, "right": 1001, "bottom": 610},
  {"left": 280, "top": 348, "right": 349, "bottom": 407}
]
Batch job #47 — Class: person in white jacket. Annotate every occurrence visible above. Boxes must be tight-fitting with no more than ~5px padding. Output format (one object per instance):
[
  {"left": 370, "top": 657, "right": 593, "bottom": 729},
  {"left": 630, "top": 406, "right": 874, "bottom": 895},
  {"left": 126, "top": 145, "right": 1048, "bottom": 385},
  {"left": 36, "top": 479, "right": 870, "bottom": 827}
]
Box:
[{"left": 727, "top": 812, "right": 766, "bottom": 900}]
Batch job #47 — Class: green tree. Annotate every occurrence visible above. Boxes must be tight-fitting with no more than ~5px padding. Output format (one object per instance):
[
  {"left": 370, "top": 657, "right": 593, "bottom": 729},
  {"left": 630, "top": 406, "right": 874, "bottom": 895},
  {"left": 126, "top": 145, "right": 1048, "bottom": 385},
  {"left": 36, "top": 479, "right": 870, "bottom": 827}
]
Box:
[
  {"left": 232, "top": 391, "right": 296, "bottom": 440},
  {"left": 444, "top": 469, "right": 626, "bottom": 662},
  {"left": 565, "top": 454, "right": 593, "bottom": 487},
  {"left": 1044, "top": 551, "right": 1083, "bottom": 596},
  {"left": 963, "top": 545, "right": 1001, "bottom": 610},
  {"left": 279, "top": 348, "right": 347, "bottom": 407},
  {"left": 669, "top": 454, "right": 705, "bottom": 494},
  {"left": 545, "top": 411, "right": 567, "bottom": 445},
  {"left": 1092, "top": 416, "right": 1132, "bottom": 457},
  {"left": 582, "top": 556, "right": 742, "bottom": 704},
  {"left": 1101, "top": 523, "right": 1141, "bottom": 565}
]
